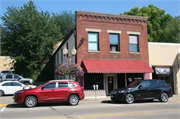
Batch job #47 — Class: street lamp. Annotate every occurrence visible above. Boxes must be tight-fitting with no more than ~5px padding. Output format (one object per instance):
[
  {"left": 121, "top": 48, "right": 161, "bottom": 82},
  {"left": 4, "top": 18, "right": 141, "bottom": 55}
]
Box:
[
  {"left": 63, "top": 46, "right": 77, "bottom": 80},
  {"left": 63, "top": 46, "right": 77, "bottom": 66}
]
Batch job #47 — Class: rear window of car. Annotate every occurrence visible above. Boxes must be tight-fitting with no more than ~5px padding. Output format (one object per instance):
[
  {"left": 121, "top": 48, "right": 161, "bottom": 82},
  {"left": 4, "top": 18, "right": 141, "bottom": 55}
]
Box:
[
  {"left": 149, "top": 80, "right": 161, "bottom": 87},
  {"left": 69, "top": 82, "right": 77, "bottom": 87},
  {"left": 158, "top": 80, "right": 169, "bottom": 86},
  {"left": 58, "top": 82, "right": 68, "bottom": 88}
]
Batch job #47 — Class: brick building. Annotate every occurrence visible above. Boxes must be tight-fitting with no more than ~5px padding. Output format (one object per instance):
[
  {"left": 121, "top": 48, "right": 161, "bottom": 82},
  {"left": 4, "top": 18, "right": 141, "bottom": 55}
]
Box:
[{"left": 53, "top": 11, "right": 153, "bottom": 96}]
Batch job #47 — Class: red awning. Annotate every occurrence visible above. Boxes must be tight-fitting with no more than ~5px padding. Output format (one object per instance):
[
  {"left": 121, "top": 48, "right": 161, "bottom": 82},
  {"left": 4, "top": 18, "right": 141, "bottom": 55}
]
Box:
[{"left": 82, "top": 60, "right": 154, "bottom": 73}]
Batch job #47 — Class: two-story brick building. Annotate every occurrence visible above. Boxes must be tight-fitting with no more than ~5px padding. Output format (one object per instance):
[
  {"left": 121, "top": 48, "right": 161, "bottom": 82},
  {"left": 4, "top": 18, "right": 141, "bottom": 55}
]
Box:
[{"left": 53, "top": 11, "right": 153, "bottom": 96}]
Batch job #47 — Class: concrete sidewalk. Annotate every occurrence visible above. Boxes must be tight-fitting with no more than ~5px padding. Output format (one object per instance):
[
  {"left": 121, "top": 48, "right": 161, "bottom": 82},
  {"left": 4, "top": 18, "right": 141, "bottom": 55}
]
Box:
[{"left": 80, "top": 94, "right": 180, "bottom": 104}]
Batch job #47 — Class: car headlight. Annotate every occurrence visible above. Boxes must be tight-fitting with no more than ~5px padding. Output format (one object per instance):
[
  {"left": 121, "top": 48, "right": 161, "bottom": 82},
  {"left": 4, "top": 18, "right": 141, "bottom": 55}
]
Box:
[
  {"left": 118, "top": 90, "right": 125, "bottom": 93},
  {"left": 16, "top": 91, "right": 25, "bottom": 94}
]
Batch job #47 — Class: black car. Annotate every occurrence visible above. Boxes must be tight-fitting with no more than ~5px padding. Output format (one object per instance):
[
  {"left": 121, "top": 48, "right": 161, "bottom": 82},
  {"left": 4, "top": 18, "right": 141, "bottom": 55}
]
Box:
[{"left": 110, "top": 79, "right": 173, "bottom": 104}]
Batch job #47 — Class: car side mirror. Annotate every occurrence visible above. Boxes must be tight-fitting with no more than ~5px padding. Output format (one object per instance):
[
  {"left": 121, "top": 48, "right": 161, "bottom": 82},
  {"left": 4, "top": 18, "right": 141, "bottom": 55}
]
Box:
[
  {"left": 138, "top": 85, "right": 142, "bottom": 89},
  {"left": 41, "top": 86, "right": 45, "bottom": 90}
]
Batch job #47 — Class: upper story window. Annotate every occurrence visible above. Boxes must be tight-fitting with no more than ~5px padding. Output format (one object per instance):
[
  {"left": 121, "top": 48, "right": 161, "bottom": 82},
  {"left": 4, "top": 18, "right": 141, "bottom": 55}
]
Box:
[
  {"left": 88, "top": 32, "right": 99, "bottom": 51},
  {"left": 127, "top": 31, "right": 140, "bottom": 53},
  {"left": 129, "top": 35, "right": 139, "bottom": 52},
  {"left": 109, "top": 34, "right": 119, "bottom": 51}
]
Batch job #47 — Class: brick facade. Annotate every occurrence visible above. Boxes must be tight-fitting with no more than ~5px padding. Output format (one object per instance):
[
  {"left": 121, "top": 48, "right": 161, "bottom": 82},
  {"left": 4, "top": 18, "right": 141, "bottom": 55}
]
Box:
[{"left": 76, "top": 11, "right": 149, "bottom": 64}]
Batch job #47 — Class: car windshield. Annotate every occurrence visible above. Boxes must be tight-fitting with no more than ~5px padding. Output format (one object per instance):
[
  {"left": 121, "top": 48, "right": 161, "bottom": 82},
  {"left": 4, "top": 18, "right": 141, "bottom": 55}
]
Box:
[{"left": 128, "top": 80, "right": 142, "bottom": 88}]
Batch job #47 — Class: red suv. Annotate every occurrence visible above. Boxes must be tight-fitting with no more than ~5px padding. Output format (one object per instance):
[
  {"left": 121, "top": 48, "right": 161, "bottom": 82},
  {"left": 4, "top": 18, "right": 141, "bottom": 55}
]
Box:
[{"left": 13, "top": 80, "right": 85, "bottom": 107}]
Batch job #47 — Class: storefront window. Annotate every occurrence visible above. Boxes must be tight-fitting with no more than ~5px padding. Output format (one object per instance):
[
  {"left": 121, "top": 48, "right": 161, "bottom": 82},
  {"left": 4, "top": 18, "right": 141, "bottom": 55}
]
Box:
[
  {"left": 117, "top": 74, "right": 125, "bottom": 88},
  {"left": 152, "top": 67, "right": 174, "bottom": 93},
  {"left": 84, "top": 73, "right": 104, "bottom": 90},
  {"left": 127, "top": 73, "right": 144, "bottom": 86}
]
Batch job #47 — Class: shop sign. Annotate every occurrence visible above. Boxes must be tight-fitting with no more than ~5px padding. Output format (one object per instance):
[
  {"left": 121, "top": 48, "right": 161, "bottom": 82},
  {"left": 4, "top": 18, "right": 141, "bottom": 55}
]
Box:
[
  {"left": 134, "top": 77, "right": 142, "bottom": 80},
  {"left": 155, "top": 67, "right": 170, "bottom": 74}
]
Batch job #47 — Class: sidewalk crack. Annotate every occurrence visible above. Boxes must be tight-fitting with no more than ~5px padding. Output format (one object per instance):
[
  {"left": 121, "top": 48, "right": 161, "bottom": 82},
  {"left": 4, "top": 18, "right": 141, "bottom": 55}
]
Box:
[{"left": 49, "top": 106, "right": 73, "bottom": 119}]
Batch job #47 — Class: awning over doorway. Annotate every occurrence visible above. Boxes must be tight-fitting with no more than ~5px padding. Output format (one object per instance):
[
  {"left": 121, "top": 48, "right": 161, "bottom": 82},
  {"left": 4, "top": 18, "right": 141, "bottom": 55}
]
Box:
[{"left": 82, "top": 60, "right": 154, "bottom": 73}]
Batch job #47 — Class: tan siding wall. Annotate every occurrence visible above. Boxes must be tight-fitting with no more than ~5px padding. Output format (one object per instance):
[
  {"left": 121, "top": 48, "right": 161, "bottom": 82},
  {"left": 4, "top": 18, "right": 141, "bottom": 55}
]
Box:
[
  {"left": 148, "top": 42, "right": 180, "bottom": 95},
  {"left": 0, "top": 56, "right": 14, "bottom": 71}
]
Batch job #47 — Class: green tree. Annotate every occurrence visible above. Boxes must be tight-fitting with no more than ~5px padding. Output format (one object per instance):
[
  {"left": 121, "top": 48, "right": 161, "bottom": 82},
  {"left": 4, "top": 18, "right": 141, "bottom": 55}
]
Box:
[
  {"left": 52, "top": 10, "right": 75, "bottom": 38},
  {"left": 1, "top": 0, "right": 63, "bottom": 79},
  {"left": 120, "top": 4, "right": 179, "bottom": 43},
  {"left": 0, "top": 24, "right": 10, "bottom": 55},
  {"left": 157, "top": 15, "right": 179, "bottom": 43}
]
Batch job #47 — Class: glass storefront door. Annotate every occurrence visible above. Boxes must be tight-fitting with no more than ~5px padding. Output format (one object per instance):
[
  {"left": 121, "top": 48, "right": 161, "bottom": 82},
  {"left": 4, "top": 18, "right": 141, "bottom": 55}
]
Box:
[{"left": 108, "top": 76, "right": 114, "bottom": 93}]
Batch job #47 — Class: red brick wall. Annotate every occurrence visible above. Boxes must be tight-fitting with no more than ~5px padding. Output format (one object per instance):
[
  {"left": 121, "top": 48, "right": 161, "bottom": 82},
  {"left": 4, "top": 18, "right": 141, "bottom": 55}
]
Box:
[{"left": 76, "top": 11, "right": 149, "bottom": 65}]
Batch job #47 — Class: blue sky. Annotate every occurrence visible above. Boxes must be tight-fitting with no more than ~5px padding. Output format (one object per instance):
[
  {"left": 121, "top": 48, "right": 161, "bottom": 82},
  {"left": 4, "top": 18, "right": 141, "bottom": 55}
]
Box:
[{"left": 0, "top": 0, "right": 179, "bottom": 24}]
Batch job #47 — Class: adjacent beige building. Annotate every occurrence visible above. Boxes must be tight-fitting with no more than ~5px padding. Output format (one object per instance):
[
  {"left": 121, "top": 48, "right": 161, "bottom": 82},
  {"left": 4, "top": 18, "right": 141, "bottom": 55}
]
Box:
[
  {"left": 0, "top": 56, "right": 16, "bottom": 71},
  {"left": 148, "top": 42, "right": 180, "bottom": 95}
]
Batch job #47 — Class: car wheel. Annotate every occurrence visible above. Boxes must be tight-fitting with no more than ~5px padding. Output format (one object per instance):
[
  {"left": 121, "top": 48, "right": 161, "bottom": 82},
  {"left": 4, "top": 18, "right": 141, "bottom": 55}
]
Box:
[
  {"left": 160, "top": 92, "right": 169, "bottom": 102},
  {"left": 0, "top": 90, "right": 4, "bottom": 96},
  {"left": 125, "top": 93, "right": 134, "bottom": 104},
  {"left": 68, "top": 95, "right": 79, "bottom": 106},
  {"left": 24, "top": 82, "right": 30, "bottom": 85},
  {"left": 24, "top": 96, "right": 37, "bottom": 107}
]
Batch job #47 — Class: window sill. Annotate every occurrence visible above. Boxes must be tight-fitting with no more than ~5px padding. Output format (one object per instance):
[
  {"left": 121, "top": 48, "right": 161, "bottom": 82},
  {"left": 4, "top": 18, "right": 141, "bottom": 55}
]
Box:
[
  {"left": 110, "top": 51, "right": 121, "bottom": 54},
  {"left": 129, "top": 52, "right": 140, "bottom": 54},
  {"left": 88, "top": 50, "right": 100, "bottom": 53}
]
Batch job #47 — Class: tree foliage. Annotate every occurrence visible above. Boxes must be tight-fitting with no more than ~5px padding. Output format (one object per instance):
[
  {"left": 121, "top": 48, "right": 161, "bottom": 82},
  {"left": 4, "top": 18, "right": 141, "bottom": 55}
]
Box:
[
  {"left": 120, "top": 4, "right": 179, "bottom": 43},
  {"left": 52, "top": 10, "right": 75, "bottom": 38},
  {"left": 1, "top": 0, "right": 63, "bottom": 79}
]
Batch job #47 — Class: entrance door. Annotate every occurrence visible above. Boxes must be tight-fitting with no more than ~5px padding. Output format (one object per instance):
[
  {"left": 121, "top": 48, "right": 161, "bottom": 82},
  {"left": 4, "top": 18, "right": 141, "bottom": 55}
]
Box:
[{"left": 108, "top": 76, "right": 114, "bottom": 93}]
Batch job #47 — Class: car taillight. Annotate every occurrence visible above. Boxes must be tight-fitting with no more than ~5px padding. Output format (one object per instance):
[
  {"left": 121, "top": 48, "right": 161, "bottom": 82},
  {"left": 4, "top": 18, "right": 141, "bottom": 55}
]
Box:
[{"left": 169, "top": 86, "right": 172, "bottom": 89}]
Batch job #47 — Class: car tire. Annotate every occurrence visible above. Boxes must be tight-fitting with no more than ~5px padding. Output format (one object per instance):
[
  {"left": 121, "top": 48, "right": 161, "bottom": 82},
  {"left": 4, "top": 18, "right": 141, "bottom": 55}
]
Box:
[
  {"left": 0, "top": 90, "right": 4, "bottom": 97},
  {"left": 68, "top": 94, "right": 79, "bottom": 106},
  {"left": 24, "top": 82, "right": 30, "bottom": 85},
  {"left": 159, "top": 92, "right": 169, "bottom": 102},
  {"left": 24, "top": 96, "right": 37, "bottom": 107},
  {"left": 125, "top": 93, "right": 134, "bottom": 104}
]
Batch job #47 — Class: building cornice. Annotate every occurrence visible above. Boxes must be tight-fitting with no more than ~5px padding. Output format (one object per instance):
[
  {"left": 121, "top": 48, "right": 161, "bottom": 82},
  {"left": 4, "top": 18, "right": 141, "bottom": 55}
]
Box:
[{"left": 76, "top": 10, "right": 148, "bottom": 23}]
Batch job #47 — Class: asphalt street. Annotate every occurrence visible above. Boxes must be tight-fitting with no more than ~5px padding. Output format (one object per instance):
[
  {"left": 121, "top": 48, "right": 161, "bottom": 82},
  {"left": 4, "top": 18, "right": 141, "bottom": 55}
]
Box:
[{"left": 0, "top": 95, "right": 180, "bottom": 119}]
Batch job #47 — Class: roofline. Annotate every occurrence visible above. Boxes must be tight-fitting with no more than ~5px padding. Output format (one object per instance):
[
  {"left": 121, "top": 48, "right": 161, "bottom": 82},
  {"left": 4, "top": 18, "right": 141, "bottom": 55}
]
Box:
[
  {"left": 52, "top": 27, "right": 75, "bottom": 57},
  {"left": 76, "top": 10, "right": 148, "bottom": 19},
  {"left": 148, "top": 42, "right": 180, "bottom": 46},
  {"left": 0, "top": 56, "right": 10, "bottom": 57}
]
